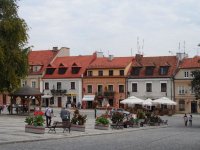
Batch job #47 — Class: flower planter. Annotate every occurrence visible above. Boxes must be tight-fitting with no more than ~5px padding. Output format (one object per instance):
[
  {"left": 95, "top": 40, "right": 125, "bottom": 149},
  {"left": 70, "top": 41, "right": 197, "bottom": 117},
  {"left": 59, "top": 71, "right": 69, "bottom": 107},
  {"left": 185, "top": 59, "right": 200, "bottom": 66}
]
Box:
[
  {"left": 25, "top": 125, "right": 45, "bottom": 134},
  {"left": 95, "top": 124, "right": 109, "bottom": 130},
  {"left": 71, "top": 124, "right": 85, "bottom": 132}
]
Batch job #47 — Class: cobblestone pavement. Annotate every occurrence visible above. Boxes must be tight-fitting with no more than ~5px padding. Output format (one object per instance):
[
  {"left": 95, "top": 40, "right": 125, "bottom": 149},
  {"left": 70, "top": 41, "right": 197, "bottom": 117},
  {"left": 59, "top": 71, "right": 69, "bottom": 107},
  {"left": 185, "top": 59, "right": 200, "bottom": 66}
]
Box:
[{"left": 0, "top": 108, "right": 170, "bottom": 145}]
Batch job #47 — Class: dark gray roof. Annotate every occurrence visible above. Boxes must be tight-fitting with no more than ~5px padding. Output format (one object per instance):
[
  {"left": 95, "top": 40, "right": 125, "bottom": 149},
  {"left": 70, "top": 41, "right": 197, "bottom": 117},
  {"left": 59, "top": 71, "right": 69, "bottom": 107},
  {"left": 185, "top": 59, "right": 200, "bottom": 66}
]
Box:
[{"left": 11, "top": 85, "right": 42, "bottom": 96}]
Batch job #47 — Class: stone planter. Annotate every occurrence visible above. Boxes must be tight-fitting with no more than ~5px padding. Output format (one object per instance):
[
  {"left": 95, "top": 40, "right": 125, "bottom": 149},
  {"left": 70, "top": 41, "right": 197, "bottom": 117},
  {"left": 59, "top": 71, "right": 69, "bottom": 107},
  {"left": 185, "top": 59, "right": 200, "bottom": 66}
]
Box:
[
  {"left": 25, "top": 125, "right": 45, "bottom": 134},
  {"left": 71, "top": 124, "right": 85, "bottom": 132},
  {"left": 95, "top": 124, "right": 109, "bottom": 130}
]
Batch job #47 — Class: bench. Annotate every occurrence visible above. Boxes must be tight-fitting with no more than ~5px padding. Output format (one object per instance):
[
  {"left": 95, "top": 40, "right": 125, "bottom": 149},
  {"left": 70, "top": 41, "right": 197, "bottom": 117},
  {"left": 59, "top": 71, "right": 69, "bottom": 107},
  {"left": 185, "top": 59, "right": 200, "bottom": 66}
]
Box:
[{"left": 48, "top": 121, "right": 71, "bottom": 133}]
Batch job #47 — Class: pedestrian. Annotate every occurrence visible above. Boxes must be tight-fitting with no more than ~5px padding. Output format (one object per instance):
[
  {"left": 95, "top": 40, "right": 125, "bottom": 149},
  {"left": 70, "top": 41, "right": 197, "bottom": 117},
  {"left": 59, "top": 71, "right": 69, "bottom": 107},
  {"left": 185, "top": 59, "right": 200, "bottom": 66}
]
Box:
[
  {"left": 189, "top": 114, "right": 192, "bottom": 126},
  {"left": 45, "top": 106, "right": 53, "bottom": 127},
  {"left": 60, "top": 107, "right": 70, "bottom": 121},
  {"left": 77, "top": 102, "right": 81, "bottom": 109},
  {"left": 183, "top": 114, "right": 188, "bottom": 127}
]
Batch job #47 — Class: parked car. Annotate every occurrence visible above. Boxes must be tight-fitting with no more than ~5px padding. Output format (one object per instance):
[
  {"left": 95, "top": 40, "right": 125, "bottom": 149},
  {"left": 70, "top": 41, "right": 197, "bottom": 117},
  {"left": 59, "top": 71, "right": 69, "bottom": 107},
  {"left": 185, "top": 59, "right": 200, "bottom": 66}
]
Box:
[{"left": 110, "top": 108, "right": 130, "bottom": 117}]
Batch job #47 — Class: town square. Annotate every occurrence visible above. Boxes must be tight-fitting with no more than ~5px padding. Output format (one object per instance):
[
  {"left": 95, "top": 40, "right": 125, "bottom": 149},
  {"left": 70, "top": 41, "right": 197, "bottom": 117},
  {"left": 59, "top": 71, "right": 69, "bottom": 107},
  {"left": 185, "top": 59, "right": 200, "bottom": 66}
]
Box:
[{"left": 0, "top": 1, "right": 200, "bottom": 150}]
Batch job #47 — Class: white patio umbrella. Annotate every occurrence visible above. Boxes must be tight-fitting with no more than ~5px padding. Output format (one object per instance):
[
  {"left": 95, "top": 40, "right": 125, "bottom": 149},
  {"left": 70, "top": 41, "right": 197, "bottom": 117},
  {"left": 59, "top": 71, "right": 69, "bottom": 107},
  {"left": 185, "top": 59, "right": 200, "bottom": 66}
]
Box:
[
  {"left": 152, "top": 97, "right": 177, "bottom": 105},
  {"left": 120, "top": 96, "right": 144, "bottom": 105},
  {"left": 142, "top": 98, "right": 153, "bottom": 106}
]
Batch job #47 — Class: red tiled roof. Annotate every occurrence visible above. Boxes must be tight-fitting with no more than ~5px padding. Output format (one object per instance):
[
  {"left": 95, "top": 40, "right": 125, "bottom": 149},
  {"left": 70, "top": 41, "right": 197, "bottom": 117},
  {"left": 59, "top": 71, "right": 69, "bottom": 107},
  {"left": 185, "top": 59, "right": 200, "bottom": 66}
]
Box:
[
  {"left": 179, "top": 56, "right": 200, "bottom": 68},
  {"left": 87, "top": 57, "right": 134, "bottom": 69},
  {"left": 43, "top": 55, "right": 95, "bottom": 79},
  {"left": 131, "top": 56, "right": 178, "bottom": 78},
  {"left": 28, "top": 50, "right": 58, "bottom": 74}
]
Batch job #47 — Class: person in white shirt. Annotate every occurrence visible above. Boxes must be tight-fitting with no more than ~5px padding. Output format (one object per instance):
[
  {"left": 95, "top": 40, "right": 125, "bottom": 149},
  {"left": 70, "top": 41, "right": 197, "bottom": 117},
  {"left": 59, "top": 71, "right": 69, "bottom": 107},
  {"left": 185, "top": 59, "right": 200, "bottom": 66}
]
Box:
[
  {"left": 183, "top": 114, "right": 188, "bottom": 127},
  {"left": 45, "top": 106, "right": 53, "bottom": 127},
  {"left": 189, "top": 114, "right": 192, "bottom": 126}
]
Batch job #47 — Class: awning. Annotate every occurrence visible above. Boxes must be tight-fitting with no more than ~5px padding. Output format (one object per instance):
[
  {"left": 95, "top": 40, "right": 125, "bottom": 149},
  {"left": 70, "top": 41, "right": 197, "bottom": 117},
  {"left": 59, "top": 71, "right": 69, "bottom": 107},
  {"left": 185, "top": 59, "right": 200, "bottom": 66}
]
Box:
[
  {"left": 82, "top": 95, "right": 95, "bottom": 101},
  {"left": 42, "top": 95, "right": 52, "bottom": 98},
  {"left": 66, "top": 92, "right": 77, "bottom": 96}
]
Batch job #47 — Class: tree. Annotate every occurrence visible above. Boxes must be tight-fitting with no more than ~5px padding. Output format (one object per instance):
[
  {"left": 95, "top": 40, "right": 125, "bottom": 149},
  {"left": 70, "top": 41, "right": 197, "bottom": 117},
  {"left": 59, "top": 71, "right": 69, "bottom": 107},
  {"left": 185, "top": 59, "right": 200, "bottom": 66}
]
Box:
[
  {"left": 0, "top": 0, "right": 29, "bottom": 92},
  {"left": 191, "top": 70, "right": 200, "bottom": 100}
]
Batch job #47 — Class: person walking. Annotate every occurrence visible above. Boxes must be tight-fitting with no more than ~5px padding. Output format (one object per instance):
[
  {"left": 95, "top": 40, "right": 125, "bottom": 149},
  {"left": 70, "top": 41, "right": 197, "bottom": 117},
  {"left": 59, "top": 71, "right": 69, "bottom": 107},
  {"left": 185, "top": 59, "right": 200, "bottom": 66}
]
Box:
[
  {"left": 45, "top": 106, "right": 53, "bottom": 127},
  {"left": 183, "top": 114, "right": 188, "bottom": 127},
  {"left": 60, "top": 107, "right": 70, "bottom": 121},
  {"left": 189, "top": 114, "right": 192, "bottom": 126}
]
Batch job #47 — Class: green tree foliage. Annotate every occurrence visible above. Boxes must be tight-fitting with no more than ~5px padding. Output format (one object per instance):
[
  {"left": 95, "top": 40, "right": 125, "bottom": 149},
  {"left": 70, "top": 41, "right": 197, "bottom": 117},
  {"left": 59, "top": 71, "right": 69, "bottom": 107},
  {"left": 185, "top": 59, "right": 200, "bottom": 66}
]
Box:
[
  {"left": 0, "top": 0, "right": 29, "bottom": 92},
  {"left": 191, "top": 70, "right": 200, "bottom": 100}
]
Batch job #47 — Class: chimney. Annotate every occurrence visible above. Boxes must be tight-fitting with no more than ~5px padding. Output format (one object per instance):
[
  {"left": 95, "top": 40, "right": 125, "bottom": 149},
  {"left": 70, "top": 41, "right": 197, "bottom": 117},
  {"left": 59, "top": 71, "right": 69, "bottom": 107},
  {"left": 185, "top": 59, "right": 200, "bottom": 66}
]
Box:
[
  {"left": 108, "top": 55, "right": 114, "bottom": 61},
  {"left": 53, "top": 47, "right": 58, "bottom": 51},
  {"left": 176, "top": 52, "right": 188, "bottom": 61},
  {"left": 96, "top": 51, "right": 104, "bottom": 58},
  {"left": 135, "top": 54, "right": 143, "bottom": 63}
]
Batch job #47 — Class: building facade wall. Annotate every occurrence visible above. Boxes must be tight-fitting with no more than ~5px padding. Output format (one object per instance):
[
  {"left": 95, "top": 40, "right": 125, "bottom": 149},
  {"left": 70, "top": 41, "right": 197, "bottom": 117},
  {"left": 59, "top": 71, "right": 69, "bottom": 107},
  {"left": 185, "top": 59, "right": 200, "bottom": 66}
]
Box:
[
  {"left": 174, "top": 68, "right": 200, "bottom": 113},
  {"left": 127, "top": 78, "right": 174, "bottom": 100},
  {"left": 83, "top": 77, "right": 126, "bottom": 108},
  {"left": 42, "top": 78, "right": 82, "bottom": 108}
]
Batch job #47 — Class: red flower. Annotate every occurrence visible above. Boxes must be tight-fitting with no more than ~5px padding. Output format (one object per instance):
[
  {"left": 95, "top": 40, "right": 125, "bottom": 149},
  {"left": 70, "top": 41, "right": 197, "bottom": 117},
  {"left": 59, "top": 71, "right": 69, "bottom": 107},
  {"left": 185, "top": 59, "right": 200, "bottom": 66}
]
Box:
[{"left": 34, "top": 111, "right": 44, "bottom": 116}]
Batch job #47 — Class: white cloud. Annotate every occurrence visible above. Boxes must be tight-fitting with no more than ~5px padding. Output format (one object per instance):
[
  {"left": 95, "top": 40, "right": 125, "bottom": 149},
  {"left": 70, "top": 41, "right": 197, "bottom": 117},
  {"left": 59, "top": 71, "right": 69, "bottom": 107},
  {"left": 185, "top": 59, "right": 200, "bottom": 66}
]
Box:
[{"left": 18, "top": 0, "right": 200, "bottom": 57}]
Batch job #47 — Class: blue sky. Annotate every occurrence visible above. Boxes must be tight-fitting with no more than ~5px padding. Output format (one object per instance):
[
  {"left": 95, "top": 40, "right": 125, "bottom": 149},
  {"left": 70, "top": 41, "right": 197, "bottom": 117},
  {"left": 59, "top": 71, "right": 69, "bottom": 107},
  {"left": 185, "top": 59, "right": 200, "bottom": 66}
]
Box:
[{"left": 18, "top": 0, "right": 200, "bottom": 57}]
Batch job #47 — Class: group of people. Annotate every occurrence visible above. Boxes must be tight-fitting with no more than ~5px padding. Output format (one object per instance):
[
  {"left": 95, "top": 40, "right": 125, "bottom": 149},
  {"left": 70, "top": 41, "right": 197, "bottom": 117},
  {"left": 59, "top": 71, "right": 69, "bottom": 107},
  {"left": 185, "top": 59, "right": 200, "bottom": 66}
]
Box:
[
  {"left": 183, "top": 114, "right": 192, "bottom": 127},
  {"left": 44, "top": 106, "right": 71, "bottom": 127}
]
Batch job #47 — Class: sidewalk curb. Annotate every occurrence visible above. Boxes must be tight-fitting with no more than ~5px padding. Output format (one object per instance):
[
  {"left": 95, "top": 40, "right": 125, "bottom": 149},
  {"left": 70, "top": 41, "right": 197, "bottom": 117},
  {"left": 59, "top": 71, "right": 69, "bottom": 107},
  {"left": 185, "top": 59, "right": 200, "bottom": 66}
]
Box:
[{"left": 0, "top": 125, "right": 168, "bottom": 145}]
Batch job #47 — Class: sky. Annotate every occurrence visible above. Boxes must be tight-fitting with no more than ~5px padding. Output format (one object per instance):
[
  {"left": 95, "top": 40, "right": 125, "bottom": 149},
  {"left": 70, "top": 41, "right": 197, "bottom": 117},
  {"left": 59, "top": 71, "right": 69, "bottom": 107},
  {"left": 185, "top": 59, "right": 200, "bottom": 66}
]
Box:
[{"left": 18, "top": 0, "right": 200, "bottom": 57}]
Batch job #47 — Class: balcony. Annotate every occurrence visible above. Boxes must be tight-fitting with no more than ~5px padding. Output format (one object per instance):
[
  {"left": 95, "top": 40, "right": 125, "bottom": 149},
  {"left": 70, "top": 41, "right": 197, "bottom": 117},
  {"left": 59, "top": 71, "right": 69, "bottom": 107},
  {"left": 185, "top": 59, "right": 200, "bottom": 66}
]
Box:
[
  {"left": 95, "top": 92, "right": 104, "bottom": 98},
  {"left": 104, "top": 91, "right": 115, "bottom": 97},
  {"left": 51, "top": 89, "right": 67, "bottom": 95}
]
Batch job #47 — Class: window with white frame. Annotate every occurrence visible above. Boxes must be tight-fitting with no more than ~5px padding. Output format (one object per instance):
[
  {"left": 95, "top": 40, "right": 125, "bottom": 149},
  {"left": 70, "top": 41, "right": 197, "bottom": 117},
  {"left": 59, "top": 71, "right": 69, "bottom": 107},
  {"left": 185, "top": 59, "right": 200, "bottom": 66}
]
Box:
[
  {"left": 22, "top": 80, "right": 27, "bottom": 87},
  {"left": 146, "top": 83, "right": 152, "bottom": 92},
  {"left": 161, "top": 83, "right": 167, "bottom": 92},
  {"left": 87, "top": 85, "right": 92, "bottom": 93},
  {"left": 98, "top": 85, "right": 103, "bottom": 93},
  {"left": 179, "top": 99, "right": 185, "bottom": 111},
  {"left": 119, "top": 85, "right": 124, "bottom": 93},
  {"left": 132, "top": 83, "right": 137, "bottom": 92},
  {"left": 178, "top": 86, "right": 185, "bottom": 95},
  {"left": 71, "top": 82, "right": 75, "bottom": 89},
  {"left": 57, "top": 82, "right": 61, "bottom": 90},
  {"left": 45, "top": 82, "right": 49, "bottom": 90},
  {"left": 108, "top": 85, "right": 114, "bottom": 92},
  {"left": 31, "top": 81, "right": 36, "bottom": 88},
  {"left": 191, "top": 86, "right": 195, "bottom": 94},
  {"left": 184, "top": 71, "right": 189, "bottom": 78}
]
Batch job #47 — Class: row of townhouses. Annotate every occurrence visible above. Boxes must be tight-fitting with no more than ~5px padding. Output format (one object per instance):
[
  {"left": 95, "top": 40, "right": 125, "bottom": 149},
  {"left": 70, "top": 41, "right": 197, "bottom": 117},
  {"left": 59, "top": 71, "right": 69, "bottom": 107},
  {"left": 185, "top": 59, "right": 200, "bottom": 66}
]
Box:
[{"left": 0, "top": 47, "right": 199, "bottom": 114}]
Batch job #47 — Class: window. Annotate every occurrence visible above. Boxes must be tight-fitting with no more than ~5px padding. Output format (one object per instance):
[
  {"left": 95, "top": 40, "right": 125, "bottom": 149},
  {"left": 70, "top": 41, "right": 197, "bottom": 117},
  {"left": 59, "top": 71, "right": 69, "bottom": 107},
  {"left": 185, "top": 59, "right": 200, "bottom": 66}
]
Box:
[
  {"left": 98, "top": 70, "right": 103, "bottom": 76},
  {"left": 32, "top": 81, "right": 36, "bottom": 88},
  {"left": 178, "top": 86, "right": 185, "bottom": 95},
  {"left": 22, "top": 80, "right": 27, "bottom": 87},
  {"left": 119, "top": 85, "right": 124, "bottom": 93},
  {"left": 145, "top": 67, "right": 154, "bottom": 75},
  {"left": 58, "top": 68, "right": 67, "bottom": 74},
  {"left": 184, "top": 71, "right": 189, "bottom": 78},
  {"left": 161, "top": 83, "right": 167, "bottom": 92},
  {"left": 108, "top": 85, "right": 113, "bottom": 92},
  {"left": 160, "top": 67, "right": 169, "bottom": 75},
  {"left": 131, "top": 67, "right": 140, "bottom": 76},
  {"left": 50, "top": 97, "right": 54, "bottom": 105},
  {"left": 46, "top": 68, "right": 55, "bottom": 75},
  {"left": 146, "top": 83, "right": 152, "bottom": 92},
  {"left": 109, "top": 70, "right": 113, "bottom": 76},
  {"left": 72, "top": 67, "right": 80, "bottom": 74},
  {"left": 88, "top": 71, "right": 93, "bottom": 76},
  {"left": 179, "top": 99, "right": 185, "bottom": 111},
  {"left": 57, "top": 82, "right": 61, "bottom": 90},
  {"left": 71, "top": 82, "right": 75, "bottom": 89},
  {"left": 98, "top": 85, "right": 103, "bottom": 93},
  {"left": 132, "top": 83, "right": 137, "bottom": 92},
  {"left": 87, "top": 85, "right": 92, "bottom": 93},
  {"left": 191, "top": 86, "right": 195, "bottom": 94},
  {"left": 45, "top": 82, "right": 49, "bottom": 90},
  {"left": 33, "top": 66, "right": 38, "bottom": 72},
  {"left": 119, "top": 70, "right": 124, "bottom": 76}
]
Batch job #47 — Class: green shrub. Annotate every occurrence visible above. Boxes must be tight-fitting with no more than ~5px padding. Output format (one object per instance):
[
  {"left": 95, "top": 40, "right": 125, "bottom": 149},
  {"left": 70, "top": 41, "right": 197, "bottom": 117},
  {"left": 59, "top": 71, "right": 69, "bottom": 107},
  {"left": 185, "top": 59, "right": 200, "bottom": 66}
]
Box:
[{"left": 96, "top": 116, "right": 109, "bottom": 125}]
